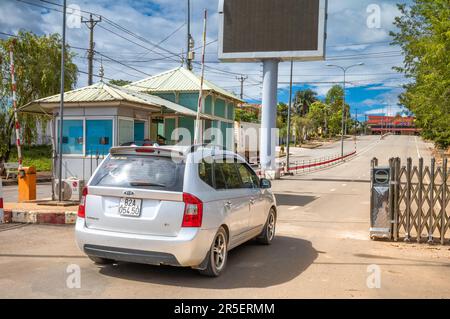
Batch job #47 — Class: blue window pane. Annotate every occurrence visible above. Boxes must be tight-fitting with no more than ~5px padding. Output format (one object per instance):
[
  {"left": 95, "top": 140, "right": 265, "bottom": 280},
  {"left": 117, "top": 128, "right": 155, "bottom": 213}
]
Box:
[
  {"left": 86, "top": 120, "right": 112, "bottom": 156},
  {"left": 58, "top": 120, "right": 83, "bottom": 154}
]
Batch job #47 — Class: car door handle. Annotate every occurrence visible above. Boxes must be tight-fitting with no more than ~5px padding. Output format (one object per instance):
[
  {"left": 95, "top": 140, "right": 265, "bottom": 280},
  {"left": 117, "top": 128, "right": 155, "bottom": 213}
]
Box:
[{"left": 224, "top": 201, "right": 232, "bottom": 209}]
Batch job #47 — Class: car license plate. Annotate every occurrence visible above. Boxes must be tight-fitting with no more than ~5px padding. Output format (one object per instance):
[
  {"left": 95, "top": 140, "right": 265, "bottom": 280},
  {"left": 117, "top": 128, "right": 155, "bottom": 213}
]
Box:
[{"left": 119, "top": 198, "right": 142, "bottom": 217}]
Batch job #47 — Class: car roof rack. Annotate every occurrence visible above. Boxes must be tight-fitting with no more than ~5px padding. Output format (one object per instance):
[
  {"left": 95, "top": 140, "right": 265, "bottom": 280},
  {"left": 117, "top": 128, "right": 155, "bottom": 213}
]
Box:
[{"left": 187, "top": 144, "right": 228, "bottom": 154}]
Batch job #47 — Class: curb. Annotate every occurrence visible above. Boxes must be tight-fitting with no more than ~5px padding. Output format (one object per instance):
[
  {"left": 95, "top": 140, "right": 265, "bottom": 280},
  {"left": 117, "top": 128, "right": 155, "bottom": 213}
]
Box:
[{"left": 2, "top": 209, "right": 77, "bottom": 225}]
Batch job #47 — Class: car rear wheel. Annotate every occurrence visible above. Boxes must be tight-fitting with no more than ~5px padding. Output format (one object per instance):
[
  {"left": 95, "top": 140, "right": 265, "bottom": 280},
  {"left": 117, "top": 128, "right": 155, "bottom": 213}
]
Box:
[
  {"left": 257, "top": 208, "right": 276, "bottom": 245},
  {"left": 198, "top": 227, "right": 228, "bottom": 277},
  {"left": 88, "top": 255, "right": 115, "bottom": 265}
]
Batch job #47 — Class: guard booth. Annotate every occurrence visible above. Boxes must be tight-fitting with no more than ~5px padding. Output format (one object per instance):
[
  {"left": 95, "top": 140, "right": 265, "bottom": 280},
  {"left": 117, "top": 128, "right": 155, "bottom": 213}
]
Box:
[
  {"left": 370, "top": 158, "right": 392, "bottom": 239},
  {"left": 18, "top": 81, "right": 222, "bottom": 183}
]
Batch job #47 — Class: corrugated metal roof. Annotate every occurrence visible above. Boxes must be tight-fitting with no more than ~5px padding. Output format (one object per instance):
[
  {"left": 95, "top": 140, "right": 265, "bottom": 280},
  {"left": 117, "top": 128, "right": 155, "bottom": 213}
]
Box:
[
  {"left": 19, "top": 82, "right": 206, "bottom": 117},
  {"left": 125, "top": 67, "right": 243, "bottom": 102}
]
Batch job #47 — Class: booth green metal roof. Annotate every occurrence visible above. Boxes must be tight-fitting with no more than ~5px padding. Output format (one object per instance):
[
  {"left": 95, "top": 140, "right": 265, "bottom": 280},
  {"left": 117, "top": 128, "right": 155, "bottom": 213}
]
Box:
[
  {"left": 19, "top": 81, "right": 211, "bottom": 118},
  {"left": 125, "top": 67, "right": 242, "bottom": 103}
]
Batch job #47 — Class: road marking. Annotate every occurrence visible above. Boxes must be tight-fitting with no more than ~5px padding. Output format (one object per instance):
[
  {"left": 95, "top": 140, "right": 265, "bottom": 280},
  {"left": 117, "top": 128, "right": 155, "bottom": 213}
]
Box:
[
  {"left": 330, "top": 188, "right": 336, "bottom": 192},
  {"left": 342, "top": 183, "right": 347, "bottom": 187},
  {"left": 288, "top": 206, "right": 299, "bottom": 211},
  {"left": 415, "top": 136, "right": 421, "bottom": 158}
]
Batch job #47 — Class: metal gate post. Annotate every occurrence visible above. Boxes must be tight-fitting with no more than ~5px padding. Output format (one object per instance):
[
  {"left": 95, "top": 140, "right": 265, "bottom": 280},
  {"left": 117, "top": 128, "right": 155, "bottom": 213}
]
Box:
[
  {"left": 388, "top": 158, "right": 395, "bottom": 240},
  {"left": 441, "top": 158, "right": 447, "bottom": 245},
  {"left": 393, "top": 157, "right": 400, "bottom": 241},
  {"left": 428, "top": 158, "right": 435, "bottom": 243},
  {"left": 417, "top": 158, "right": 424, "bottom": 243},
  {"left": 405, "top": 158, "right": 412, "bottom": 242}
]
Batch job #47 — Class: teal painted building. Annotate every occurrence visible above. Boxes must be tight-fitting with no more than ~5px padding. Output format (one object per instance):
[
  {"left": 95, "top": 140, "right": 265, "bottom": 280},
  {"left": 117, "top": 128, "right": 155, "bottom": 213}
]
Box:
[{"left": 126, "top": 67, "right": 242, "bottom": 150}]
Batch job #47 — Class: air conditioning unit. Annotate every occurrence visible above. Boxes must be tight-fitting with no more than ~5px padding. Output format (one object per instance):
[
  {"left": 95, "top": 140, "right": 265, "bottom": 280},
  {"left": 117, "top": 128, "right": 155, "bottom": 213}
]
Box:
[{"left": 54, "top": 178, "right": 85, "bottom": 201}]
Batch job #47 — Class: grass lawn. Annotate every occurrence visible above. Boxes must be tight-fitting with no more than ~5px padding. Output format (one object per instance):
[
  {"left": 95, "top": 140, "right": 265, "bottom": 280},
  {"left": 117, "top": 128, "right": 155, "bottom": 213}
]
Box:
[{"left": 8, "top": 145, "right": 52, "bottom": 172}]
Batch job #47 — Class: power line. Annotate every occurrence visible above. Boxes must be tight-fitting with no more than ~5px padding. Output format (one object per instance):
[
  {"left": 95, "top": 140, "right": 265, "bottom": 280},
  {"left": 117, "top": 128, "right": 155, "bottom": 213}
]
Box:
[
  {"left": 0, "top": 31, "right": 18, "bottom": 38},
  {"left": 34, "top": 0, "right": 183, "bottom": 62},
  {"left": 22, "top": 0, "right": 251, "bottom": 80},
  {"left": 94, "top": 50, "right": 153, "bottom": 77}
]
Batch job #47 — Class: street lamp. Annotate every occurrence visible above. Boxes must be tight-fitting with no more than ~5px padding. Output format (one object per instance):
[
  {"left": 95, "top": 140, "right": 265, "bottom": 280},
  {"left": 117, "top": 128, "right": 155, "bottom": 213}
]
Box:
[{"left": 326, "top": 62, "right": 364, "bottom": 157}]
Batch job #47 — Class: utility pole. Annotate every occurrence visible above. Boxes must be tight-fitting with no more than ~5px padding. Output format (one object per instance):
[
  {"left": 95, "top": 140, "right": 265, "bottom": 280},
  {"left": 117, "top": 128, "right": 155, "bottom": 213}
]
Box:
[
  {"left": 236, "top": 75, "right": 248, "bottom": 100},
  {"left": 58, "top": 0, "right": 67, "bottom": 202},
  {"left": 186, "top": 0, "right": 194, "bottom": 71},
  {"left": 355, "top": 108, "right": 358, "bottom": 135},
  {"left": 82, "top": 14, "right": 101, "bottom": 85},
  {"left": 194, "top": 9, "right": 207, "bottom": 145}
]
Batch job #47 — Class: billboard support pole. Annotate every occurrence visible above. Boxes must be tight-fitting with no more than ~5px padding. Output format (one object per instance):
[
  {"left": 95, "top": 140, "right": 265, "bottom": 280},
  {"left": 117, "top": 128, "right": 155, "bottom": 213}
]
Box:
[{"left": 260, "top": 59, "right": 279, "bottom": 177}]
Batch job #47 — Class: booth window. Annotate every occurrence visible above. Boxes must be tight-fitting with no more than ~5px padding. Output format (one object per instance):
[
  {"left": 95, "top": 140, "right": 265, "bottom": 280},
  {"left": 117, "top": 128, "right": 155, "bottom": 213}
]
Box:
[
  {"left": 86, "top": 119, "right": 112, "bottom": 156},
  {"left": 58, "top": 119, "right": 83, "bottom": 155},
  {"left": 118, "top": 118, "right": 134, "bottom": 145}
]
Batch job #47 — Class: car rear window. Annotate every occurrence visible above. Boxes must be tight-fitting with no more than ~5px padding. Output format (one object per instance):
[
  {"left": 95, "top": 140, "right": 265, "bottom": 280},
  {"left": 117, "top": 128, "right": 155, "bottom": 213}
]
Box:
[{"left": 90, "top": 155, "right": 185, "bottom": 192}]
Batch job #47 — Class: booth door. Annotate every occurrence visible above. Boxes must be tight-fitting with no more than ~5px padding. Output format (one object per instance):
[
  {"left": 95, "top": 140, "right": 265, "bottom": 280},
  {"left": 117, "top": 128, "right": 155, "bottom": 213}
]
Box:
[{"left": 134, "top": 121, "right": 145, "bottom": 142}]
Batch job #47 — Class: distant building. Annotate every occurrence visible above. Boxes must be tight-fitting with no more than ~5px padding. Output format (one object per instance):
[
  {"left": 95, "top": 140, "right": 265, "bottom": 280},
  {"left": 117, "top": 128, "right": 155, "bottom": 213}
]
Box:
[{"left": 367, "top": 115, "right": 420, "bottom": 135}]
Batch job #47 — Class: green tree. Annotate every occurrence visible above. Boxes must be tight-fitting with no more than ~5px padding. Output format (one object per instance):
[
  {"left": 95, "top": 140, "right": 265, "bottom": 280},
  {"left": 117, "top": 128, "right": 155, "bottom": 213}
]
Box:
[
  {"left": 294, "top": 89, "right": 317, "bottom": 116},
  {"left": 325, "top": 85, "right": 351, "bottom": 136},
  {"left": 235, "top": 108, "right": 259, "bottom": 123},
  {"left": 391, "top": 0, "right": 450, "bottom": 148},
  {"left": 307, "top": 101, "right": 329, "bottom": 136},
  {"left": 0, "top": 31, "right": 78, "bottom": 162},
  {"left": 109, "top": 79, "right": 132, "bottom": 86},
  {"left": 276, "top": 103, "right": 288, "bottom": 141},
  {"left": 292, "top": 114, "right": 312, "bottom": 144}
]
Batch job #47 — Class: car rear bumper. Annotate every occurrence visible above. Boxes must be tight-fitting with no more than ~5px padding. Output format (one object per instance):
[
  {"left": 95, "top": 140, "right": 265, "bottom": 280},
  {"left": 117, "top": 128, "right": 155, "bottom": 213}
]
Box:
[{"left": 75, "top": 218, "right": 215, "bottom": 267}]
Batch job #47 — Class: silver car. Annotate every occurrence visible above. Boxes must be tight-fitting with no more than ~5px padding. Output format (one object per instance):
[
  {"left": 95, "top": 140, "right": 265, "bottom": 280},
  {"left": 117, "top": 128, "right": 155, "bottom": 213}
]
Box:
[{"left": 75, "top": 145, "right": 277, "bottom": 276}]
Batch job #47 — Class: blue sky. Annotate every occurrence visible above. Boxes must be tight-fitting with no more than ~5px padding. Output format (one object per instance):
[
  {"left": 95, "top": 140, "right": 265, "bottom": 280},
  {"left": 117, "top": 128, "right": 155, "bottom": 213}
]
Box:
[{"left": 0, "top": 0, "right": 411, "bottom": 121}]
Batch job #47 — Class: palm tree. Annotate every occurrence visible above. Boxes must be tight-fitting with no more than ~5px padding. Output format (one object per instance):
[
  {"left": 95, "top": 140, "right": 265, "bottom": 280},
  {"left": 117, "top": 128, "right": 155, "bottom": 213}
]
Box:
[
  {"left": 294, "top": 89, "right": 318, "bottom": 116},
  {"left": 292, "top": 115, "right": 313, "bottom": 145}
]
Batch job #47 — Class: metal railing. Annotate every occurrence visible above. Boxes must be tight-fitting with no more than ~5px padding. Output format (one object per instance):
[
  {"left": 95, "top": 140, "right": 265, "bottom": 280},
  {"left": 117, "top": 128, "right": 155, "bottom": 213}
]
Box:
[
  {"left": 286, "top": 150, "right": 357, "bottom": 174},
  {"left": 255, "top": 150, "right": 357, "bottom": 176}
]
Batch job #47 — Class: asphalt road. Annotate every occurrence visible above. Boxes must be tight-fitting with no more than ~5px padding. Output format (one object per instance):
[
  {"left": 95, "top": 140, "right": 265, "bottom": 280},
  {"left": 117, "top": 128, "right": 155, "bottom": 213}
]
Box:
[{"left": 1, "top": 135, "right": 449, "bottom": 298}]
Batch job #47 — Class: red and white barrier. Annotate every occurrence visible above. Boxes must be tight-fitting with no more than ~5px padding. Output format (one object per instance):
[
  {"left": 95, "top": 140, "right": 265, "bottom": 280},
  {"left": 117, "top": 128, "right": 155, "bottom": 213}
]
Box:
[{"left": 255, "top": 150, "right": 357, "bottom": 177}]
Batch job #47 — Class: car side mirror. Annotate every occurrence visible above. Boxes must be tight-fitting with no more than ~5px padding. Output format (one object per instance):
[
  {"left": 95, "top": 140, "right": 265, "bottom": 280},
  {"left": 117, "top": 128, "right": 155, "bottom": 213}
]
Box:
[{"left": 260, "top": 178, "right": 271, "bottom": 189}]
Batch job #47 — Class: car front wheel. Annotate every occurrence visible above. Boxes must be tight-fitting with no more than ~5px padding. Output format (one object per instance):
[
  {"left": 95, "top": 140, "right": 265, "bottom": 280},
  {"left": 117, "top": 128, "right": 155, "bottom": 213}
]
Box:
[{"left": 198, "top": 227, "right": 228, "bottom": 277}]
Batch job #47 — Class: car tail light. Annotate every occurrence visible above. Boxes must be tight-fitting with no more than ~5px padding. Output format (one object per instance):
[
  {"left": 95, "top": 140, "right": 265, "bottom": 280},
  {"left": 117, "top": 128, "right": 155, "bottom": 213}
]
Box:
[
  {"left": 0, "top": 198, "right": 3, "bottom": 210},
  {"left": 136, "top": 148, "right": 155, "bottom": 153},
  {"left": 77, "top": 187, "right": 88, "bottom": 218},
  {"left": 182, "top": 193, "right": 203, "bottom": 227}
]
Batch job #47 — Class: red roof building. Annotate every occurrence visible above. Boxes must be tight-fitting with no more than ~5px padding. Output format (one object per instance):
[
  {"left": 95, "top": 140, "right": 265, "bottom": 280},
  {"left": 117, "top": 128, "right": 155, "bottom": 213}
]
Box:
[{"left": 367, "top": 115, "right": 420, "bottom": 135}]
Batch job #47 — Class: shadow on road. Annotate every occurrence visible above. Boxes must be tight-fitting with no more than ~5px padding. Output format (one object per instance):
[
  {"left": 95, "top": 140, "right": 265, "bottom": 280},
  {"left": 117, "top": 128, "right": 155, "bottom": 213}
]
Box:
[
  {"left": 97, "top": 236, "right": 317, "bottom": 289},
  {"left": 274, "top": 193, "right": 317, "bottom": 206}
]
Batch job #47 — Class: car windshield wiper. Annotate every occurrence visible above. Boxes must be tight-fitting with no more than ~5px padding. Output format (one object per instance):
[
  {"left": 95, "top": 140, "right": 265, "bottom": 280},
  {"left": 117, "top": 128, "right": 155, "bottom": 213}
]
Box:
[{"left": 129, "top": 181, "right": 166, "bottom": 187}]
